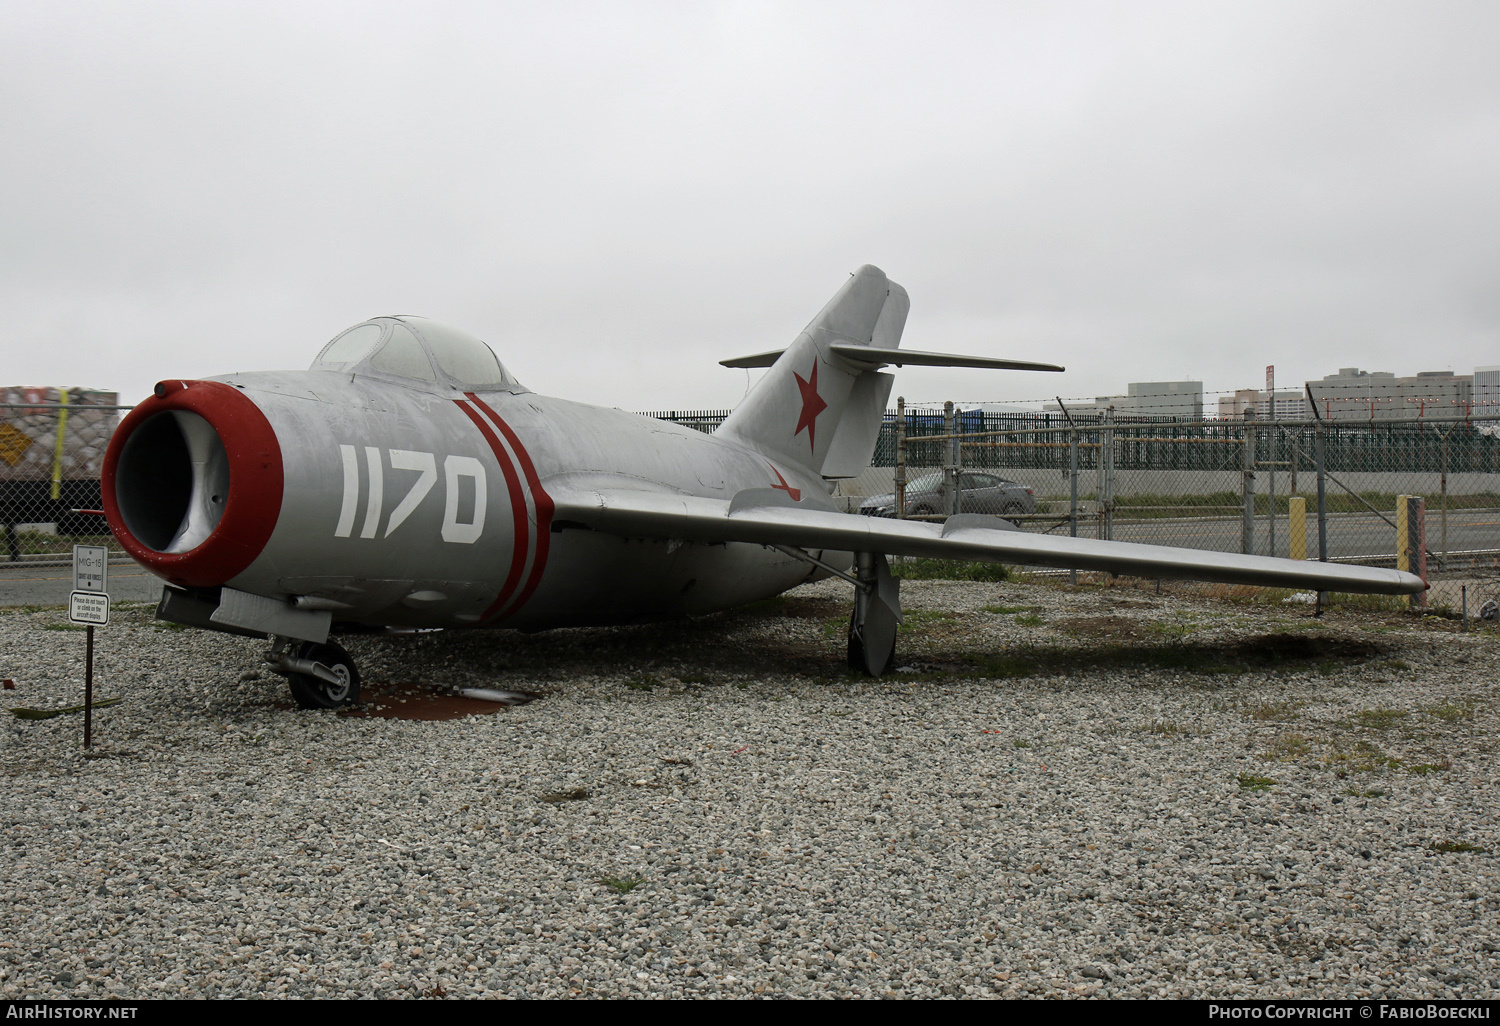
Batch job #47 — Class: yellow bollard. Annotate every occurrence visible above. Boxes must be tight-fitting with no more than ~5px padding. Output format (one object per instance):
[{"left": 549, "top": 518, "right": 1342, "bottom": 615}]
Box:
[{"left": 1289, "top": 496, "right": 1306, "bottom": 560}]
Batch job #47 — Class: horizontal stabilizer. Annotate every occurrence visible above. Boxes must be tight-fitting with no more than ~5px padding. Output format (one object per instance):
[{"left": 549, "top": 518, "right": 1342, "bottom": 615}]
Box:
[
  {"left": 719, "top": 348, "right": 790, "bottom": 369},
  {"left": 720, "top": 346, "right": 1063, "bottom": 373},
  {"left": 551, "top": 488, "right": 1425, "bottom": 596},
  {"left": 829, "top": 345, "right": 1063, "bottom": 372}
]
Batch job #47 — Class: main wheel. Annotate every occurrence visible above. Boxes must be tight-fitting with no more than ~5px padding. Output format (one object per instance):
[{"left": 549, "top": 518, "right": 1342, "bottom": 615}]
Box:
[
  {"left": 912, "top": 504, "right": 936, "bottom": 519},
  {"left": 287, "top": 640, "right": 361, "bottom": 709},
  {"left": 847, "top": 612, "right": 898, "bottom": 676},
  {"left": 1001, "top": 501, "right": 1024, "bottom": 515}
]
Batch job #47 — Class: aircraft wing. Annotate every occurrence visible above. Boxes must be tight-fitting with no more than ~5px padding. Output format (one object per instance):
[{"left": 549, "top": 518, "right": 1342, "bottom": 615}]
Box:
[{"left": 550, "top": 489, "right": 1425, "bottom": 595}]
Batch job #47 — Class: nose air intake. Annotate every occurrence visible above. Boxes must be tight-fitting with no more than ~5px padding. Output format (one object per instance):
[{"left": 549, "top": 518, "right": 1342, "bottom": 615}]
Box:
[
  {"left": 103, "top": 380, "right": 284, "bottom": 588},
  {"left": 113, "top": 410, "right": 229, "bottom": 552}
]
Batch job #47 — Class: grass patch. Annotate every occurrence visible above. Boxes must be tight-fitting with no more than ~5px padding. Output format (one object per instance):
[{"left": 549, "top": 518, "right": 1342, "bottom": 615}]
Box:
[
  {"left": 1246, "top": 701, "right": 1303, "bottom": 722},
  {"left": 892, "top": 559, "right": 1009, "bottom": 582},
  {"left": 42, "top": 623, "right": 88, "bottom": 632},
  {"left": 1422, "top": 702, "right": 1474, "bottom": 724},
  {"left": 1014, "top": 611, "right": 1044, "bottom": 628},
  {"left": 1238, "top": 775, "right": 1275, "bottom": 791},
  {"left": 1430, "top": 841, "right": 1486, "bottom": 854},
  {"left": 1349, "top": 708, "right": 1409, "bottom": 730},
  {"left": 1345, "top": 788, "right": 1386, "bottom": 798},
  {"left": 1327, "top": 739, "right": 1402, "bottom": 773},
  {"left": 1145, "top": 719, "right": 1187, "bottom": 736},
  {"left": 951, "top": 632, "right": 1377, "bottom": 682},
  {"left": 623, "top": 673, "right": 666, "bottom": 692},
  {"left": 1408, "top": 760, "right": 1452, "bottom": 776},
  {"left": 1324, "top": 594, "right": 1413, "bottom": 613},
  {"left": 984, "top": 604, "right": 1030, "bottom": 615},
  {"left": 1263, "top": 734, "right": 1315, "bottom": 761},
  {"left": 599, "top": 876, "right": 646, "bottom": 893},
  {"left": 1149, "top": 615, "right": 1200, "bottom": 641}
]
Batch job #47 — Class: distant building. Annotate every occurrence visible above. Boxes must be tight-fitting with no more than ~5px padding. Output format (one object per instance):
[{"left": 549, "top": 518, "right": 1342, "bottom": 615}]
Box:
[
  {"left": 1122, "top": 380, "right": 1203, "bottom": 419},
  {"left": 1217, "top": 389, "right": 1260, "bottom": 419},
  {"left": 1044, "top": 380, "right": 1204, "bottom": 419},
  {"left": 1217, "top": 388, "right": 1307, "bottom": 419},
  {"left": 1305, "top": 367, "right": 1472, "bottom": 421},
  {"left": 1475, "top": 366, "right": 1500, "bottom": 414}
]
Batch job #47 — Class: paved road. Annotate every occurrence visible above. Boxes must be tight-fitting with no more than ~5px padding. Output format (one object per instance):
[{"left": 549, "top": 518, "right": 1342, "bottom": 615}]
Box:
[{"left": 0, "top": 561, "right": 163, "bottom": 608}]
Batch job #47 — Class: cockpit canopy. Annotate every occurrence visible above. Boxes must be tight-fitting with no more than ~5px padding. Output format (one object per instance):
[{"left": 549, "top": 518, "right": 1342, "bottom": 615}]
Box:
[{"left": 311, "top": 316, "right": 525, "bottom": 392}]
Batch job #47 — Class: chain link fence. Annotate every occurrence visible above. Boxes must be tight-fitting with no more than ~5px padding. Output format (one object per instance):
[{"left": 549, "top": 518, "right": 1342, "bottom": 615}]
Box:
[
  {"left": 0, "top": 393, "right": 125, "bottom": 565},
  {"left": 641, "top": 403, "right": 1500, "bottom": 589},
  {"left": 826, "top": 403, "right": 1500, "bottom": 609}
]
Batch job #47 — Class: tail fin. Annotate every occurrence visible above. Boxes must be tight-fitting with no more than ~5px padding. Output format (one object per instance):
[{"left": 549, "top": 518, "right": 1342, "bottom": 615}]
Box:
[{"left": 715, "top": 264, "right": 907, "bottom": 479}]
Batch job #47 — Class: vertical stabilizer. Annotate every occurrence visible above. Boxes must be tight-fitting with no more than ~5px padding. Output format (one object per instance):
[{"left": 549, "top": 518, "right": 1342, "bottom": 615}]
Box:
[{"left": 716, "top": 265, "right": 907, "bottom": 478}]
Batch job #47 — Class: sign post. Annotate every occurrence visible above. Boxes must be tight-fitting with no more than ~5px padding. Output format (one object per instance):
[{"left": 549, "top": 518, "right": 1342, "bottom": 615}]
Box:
[{"left": 70, "top": 545, "right": 109, "bottom": 748}]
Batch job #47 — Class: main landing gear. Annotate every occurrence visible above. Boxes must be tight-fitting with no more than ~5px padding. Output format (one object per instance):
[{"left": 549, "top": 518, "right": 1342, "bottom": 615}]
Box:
[
  {"left": 847, "top": 552, "right": 901, "bottom": 676},
  {"left": 771, "top": 546, "right": 905, "bottom": 676},
  {"left": 266, "top": 636, "right": 362, "bottom": 709}
]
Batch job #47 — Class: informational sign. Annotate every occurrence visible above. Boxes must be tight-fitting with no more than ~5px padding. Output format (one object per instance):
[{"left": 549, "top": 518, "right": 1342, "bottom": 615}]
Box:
[
  {"left": 70, "top": 545, "right": 109, "bottom": 625},
  {"left": 72, "top": 544, "right": 108, "bottom": 593},
  {"left": 69, "top": 591, "right": 109, "bottom": 625}
]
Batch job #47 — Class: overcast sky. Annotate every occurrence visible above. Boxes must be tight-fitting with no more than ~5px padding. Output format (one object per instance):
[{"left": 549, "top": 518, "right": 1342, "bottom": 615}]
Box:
[{"left": 6, "top": 0, "right": 1499, "bottom": 411}]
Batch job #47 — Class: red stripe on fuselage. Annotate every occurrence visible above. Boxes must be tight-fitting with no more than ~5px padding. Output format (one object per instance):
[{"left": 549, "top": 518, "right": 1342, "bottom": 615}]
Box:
[
  {"left": 454, "top": 399, "right": 530, "bottom": 622},
  {"left": 467, "top": 394, "right": 554, "bottom": 616}
]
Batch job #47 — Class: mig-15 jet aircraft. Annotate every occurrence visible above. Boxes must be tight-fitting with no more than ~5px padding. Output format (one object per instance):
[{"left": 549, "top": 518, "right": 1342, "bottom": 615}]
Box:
[{"left": 102, "top": 265, "right": 1424, "bottom": 708}]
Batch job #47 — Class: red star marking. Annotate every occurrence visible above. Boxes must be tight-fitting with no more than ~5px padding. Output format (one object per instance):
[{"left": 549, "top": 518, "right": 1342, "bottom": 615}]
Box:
[
  {"left": 768, "top": 463, "right": 801, "bottom": 502},
  {"left": 793, "top": 359, "right": 828, "bottom": 452}
]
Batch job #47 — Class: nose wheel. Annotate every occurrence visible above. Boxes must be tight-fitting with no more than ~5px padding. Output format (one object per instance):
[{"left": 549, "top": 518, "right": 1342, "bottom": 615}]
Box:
[{"left": 267, "top": 637, "right": 362, "bottom": 709}]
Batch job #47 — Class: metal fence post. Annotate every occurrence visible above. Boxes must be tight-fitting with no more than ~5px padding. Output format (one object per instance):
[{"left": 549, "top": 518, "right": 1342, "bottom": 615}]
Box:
[
  {"left": 1102, "top": 406, "right": 1115, "bottom": 541},
  {"left": 1439, "top": 424, "right": 1452, "bottom": 568},
  {"left": 1241, "top": 410, "right": 1256, "bottom": 555},
  {"left": 895, "top": 396, "right": 906, "bottom": 521},
  {"left": 1267, "top": 424, "right": 1277, "bottom": 558},
  {"left": 943, "top": 401, "right": 958, "bottom": 516},
  {"left": 1315, "top": 421, "right": 1327, "bottom": 564}
]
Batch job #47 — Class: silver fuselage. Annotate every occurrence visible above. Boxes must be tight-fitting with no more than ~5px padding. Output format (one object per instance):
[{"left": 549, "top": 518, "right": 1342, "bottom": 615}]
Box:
[{"left": 199, "top": 371, "right": 830, "bottom": 629}]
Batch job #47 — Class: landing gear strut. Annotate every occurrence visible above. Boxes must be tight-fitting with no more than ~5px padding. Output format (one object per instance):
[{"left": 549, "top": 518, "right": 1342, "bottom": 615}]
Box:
[{"left": 847, "top": 552, "right": 901, "bottom": 676}]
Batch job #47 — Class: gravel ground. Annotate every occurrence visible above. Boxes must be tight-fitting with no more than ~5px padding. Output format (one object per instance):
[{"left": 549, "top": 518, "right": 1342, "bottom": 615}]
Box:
[{"left": 2, "top": 575, "right": 1497, "bottom": 999}]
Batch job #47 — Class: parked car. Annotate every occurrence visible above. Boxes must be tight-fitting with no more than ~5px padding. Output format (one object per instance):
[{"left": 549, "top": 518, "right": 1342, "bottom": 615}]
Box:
[{"left": 858, "top": 471, "right": 1036, "bottom": 518}]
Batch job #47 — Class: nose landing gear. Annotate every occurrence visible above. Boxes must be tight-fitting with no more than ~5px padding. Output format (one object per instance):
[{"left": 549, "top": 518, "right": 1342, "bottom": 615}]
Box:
[{"left": 267, "top": 636, "right": 362, "bottom": 709}]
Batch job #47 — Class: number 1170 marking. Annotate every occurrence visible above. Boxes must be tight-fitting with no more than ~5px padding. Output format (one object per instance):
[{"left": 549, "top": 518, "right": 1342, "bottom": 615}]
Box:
[{"left": 333, "top": 446, "right": 487, "bottom": 544}]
